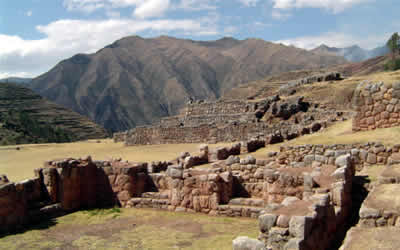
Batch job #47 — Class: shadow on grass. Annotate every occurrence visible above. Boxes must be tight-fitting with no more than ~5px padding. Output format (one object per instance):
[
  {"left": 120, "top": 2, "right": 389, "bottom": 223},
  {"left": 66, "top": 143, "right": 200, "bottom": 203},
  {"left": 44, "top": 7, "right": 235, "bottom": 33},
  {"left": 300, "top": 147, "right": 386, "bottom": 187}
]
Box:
[
  {"left": 0, "top": 217, "right": 58, "bottom": 238},
  {"left": 328, "top": 175, "right": 370, "bottom": 250}
]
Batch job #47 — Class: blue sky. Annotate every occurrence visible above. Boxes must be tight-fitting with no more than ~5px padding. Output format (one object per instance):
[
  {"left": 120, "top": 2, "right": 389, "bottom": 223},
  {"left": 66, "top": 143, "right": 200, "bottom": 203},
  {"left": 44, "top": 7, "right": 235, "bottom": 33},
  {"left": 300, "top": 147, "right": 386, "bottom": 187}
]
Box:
[{"left": 0, "top": 0, "right": 399, "bottom": 78}]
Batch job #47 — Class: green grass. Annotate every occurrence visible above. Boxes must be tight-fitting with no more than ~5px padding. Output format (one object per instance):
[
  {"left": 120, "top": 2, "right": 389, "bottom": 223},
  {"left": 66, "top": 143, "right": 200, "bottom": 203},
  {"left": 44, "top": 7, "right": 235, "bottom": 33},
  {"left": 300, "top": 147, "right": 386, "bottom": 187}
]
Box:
[{"left": 0, "top": 208, "right": 258, "bottom": 250}]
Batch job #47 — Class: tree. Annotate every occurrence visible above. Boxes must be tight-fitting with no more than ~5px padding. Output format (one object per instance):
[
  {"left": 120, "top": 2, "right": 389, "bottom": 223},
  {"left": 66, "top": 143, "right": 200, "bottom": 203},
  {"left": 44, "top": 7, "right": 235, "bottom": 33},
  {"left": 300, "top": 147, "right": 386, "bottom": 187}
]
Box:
[{"left": 387, "top": 32, "right": 400, "bottom": 60}]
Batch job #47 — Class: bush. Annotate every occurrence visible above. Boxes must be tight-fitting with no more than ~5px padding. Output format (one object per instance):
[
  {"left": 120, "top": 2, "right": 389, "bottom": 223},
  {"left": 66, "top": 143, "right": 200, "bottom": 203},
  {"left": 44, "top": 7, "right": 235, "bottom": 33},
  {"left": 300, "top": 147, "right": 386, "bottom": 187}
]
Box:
[{"left": 384, "top": 58, "right": 400, "bottom": 71}]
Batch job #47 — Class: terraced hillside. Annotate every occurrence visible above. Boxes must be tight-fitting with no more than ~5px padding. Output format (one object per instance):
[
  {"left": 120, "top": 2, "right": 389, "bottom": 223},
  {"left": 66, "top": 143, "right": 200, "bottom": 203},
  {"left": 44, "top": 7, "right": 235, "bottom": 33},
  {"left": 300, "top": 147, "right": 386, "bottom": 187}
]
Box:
[{"left": 0, "top": 83, "right": 108, "bottom": 145}]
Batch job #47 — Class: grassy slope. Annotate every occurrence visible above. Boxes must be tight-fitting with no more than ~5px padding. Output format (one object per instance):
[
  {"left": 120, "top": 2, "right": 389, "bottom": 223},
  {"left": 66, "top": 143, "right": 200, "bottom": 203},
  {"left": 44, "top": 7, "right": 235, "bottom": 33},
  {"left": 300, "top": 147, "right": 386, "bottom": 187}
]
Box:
[
  {"left": 0, "top": 83, "right": 108, "bottom": 144},
  {"left": 0, "top": 208, "right": 258, "bottom": 250}
]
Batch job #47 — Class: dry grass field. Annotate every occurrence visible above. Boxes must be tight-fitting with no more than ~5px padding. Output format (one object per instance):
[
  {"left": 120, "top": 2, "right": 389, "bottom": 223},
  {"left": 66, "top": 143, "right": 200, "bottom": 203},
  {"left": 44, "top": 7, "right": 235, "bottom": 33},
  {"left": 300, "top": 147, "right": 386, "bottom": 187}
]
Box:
[
  {"left": 0, "top": 208, "right": 258, "bottom": 250},
  {"left": 0, "top": 140, "right": 230, "bottom": 182},
  {"left": 2, "top": 118, "right": 400, "bottom": 182}
]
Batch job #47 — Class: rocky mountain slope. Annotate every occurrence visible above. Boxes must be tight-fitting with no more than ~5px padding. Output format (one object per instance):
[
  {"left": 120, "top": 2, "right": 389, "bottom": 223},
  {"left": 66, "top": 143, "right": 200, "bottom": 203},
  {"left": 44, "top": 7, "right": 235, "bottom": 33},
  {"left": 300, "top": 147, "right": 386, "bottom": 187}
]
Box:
[
  {"left": 30, "top": 36, "right": 347, "bottom": 132},
  {"left": 0, "top": 83, "right": 108, "bottom": 145},
  {"left": 311, "top": 44, "right": 389, "bottom": 62}
]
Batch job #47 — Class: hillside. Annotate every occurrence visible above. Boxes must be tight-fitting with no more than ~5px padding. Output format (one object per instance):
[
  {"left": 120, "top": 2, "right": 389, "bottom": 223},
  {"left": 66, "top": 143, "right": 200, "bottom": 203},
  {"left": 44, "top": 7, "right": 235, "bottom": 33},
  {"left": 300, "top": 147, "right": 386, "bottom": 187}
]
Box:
[
  {"left": 0, "top": 83, "right": 108, "bottom": 145},
  {"left": 0, "top": 77, "right": 32, "bottom": 85},
  {"left": 311, "top": 44, "right": 389, "bottom": 62},
  {"left": 223, "top": 54, "right": 391, "bottom": 101},
  {"left": 30, "top": 36, "right": 347, "bottom": 132}
]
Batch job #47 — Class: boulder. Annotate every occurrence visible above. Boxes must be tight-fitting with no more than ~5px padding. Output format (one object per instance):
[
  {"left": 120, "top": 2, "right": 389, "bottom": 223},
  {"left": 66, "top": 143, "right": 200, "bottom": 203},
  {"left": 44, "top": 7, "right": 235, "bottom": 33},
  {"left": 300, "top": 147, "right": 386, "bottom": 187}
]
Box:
[
  {"left": 259, "top": 213, "right": 278, "bottom": 233},
  {"left": 232, "top": 236, "right": 265, "bottom": 250}
]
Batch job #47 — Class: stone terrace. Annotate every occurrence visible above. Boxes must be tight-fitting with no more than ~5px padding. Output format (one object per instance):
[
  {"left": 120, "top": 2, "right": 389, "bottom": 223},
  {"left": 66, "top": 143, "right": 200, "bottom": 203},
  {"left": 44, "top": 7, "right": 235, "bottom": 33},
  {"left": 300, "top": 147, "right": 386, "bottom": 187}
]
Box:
[{"left": 115, "top": 95, "right": 350, "bottom": 146}]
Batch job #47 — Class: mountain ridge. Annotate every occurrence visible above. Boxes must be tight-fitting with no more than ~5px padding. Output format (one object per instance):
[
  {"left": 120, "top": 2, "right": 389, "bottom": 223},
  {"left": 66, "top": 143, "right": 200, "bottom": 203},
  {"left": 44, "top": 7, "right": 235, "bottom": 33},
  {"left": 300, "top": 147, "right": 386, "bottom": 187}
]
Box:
[
  {"left": 30, "top": 35, "right": 347, "bottom": 132},
  {"left": 311, "top": 43, "right": 389, "bottom": 62}
]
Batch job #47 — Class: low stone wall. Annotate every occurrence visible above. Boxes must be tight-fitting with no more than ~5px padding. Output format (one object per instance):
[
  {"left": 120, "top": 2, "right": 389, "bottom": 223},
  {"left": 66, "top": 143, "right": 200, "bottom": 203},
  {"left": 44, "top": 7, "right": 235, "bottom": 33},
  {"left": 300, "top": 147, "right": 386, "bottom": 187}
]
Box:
[
  {"left": 276, "top": 142, "right": 400, "bottom": 171},
  {"left": 0, "top": 177, "right": 43, "bottom": 233},
  {"left": 353, "top": 81, "right": 400, "bottom": 131},
  {"left": 279, "top": 72, "right": 342, "bottom": 96},
  {"left": 235, "top": 155, "right": 354, "bottom": 250}
]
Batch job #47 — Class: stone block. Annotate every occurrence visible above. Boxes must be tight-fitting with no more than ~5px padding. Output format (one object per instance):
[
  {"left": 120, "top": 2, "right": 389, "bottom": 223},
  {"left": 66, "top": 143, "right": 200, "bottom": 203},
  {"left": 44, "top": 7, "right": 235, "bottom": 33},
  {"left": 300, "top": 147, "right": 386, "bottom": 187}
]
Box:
[{"left": 259, "top": 213, "right": 278, "bottom": 233}]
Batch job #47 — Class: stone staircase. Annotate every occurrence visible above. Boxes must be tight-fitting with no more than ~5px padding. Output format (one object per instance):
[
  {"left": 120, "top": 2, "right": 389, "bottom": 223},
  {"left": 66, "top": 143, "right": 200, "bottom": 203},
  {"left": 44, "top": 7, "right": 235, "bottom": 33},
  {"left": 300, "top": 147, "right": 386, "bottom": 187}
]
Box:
[
  {"left": 126, "top": 192, "right": 170, "bottom": 209},
  {"left": 216, "top": 198, "right": 266, "bottom": 218}
]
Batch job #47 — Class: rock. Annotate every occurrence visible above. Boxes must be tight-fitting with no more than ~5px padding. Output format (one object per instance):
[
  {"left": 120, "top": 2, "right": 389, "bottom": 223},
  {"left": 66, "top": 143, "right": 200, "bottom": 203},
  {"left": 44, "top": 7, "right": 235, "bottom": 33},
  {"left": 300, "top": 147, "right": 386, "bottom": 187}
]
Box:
[
  {"left": 232, "top": 236, "right": 265, "bottom": 250},
  {"left": 359, "top": 206, "right": 380, "bottom": 219},
  {"left": 241, "top": 155, "right": 256, "bottom": 165},
  {"left": 311, "top": 122, "right": 322, "bottom": 132},
  {"left": 166, "top": 166, "right": 183, "bottom": 179},
  {"left": 303, "top": 174, "right": 315, "bottom": 192},
  {"left": 281, "top": 196, "right": 300, "bottom": 206},
  {"left": 331, "top": 167, "right": 348, "bottom": 181},
  {"left": 335, "top": 154, "right": 351, "bottom": 168},
  {"left": 284, "top": 238, "right": 305, "bottom": 250},
  {"left": 303, "top": 155, "right": 315, "bottom": 166},
  {"left": 226, "top": 155, "right": 240, "bottom": 166},
  {"left": 259, "top": 213, "right": 278, "bottom": 233},
  {"left": 289, "top": 216, "right": 313, "bottom": 239},
  {"left": 367, "top": 153, "right": 377, "bottom": 164}
]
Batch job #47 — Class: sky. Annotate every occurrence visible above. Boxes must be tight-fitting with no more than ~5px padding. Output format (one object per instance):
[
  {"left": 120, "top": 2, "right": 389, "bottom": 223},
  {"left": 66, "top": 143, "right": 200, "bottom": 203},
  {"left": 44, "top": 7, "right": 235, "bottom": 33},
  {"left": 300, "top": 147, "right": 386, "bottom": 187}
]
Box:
[{"left": 0, "top": 0, "right": 399, "bottom": 78}]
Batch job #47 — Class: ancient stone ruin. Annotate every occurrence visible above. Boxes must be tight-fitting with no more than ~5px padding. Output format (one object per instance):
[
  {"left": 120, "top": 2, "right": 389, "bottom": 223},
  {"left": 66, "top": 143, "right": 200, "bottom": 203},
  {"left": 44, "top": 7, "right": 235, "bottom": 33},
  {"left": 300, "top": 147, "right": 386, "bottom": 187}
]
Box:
[
  {"left": 2, "top": 140, "right": 399, "bottom": 250},
  {"left": 115, "top": 94, "right": 348, "bottom": 146},
  {"left": 279, "top": 72, "right": 342, "bottom": 96},
  {"left": 353, "top": 81, "right": 400, "bottom": 131}
]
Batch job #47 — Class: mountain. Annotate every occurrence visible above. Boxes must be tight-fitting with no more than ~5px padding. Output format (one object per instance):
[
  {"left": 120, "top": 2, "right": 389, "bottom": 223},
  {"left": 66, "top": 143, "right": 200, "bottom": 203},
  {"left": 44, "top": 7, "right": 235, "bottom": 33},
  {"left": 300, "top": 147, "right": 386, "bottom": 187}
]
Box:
[
  {"left": 30, "top": 36, "right": 347, "bottom": 132},
  {"left": 0, "top": 82, "right": 108, "bottom": 145},
  {"left": 311, "top": 44, "right": 389, "bottom": 62},
  {"left": 0, "top": 77, "right": 32, "bottom": 85}
]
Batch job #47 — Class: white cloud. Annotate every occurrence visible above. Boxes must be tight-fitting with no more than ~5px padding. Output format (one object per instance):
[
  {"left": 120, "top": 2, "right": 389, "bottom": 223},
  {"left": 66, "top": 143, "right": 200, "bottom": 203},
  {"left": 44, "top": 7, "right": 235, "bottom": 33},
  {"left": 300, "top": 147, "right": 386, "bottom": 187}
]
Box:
[
  {"left": 63, "top": 0, "right": 106, "bottom": 13},
  {"left": 134, "top": 0, "right": 170, "bottom": 18},
  {"left": 26, "top": 10, "right": 33, "bottom": 17},
  {"left": 271, "top": 10, "right": 291, "bottom": 20},
  {"left": 237, "top": 0, "right": 259, "bottom": 7},
  {"left": 177, "top": 0, "right": 219, "bottom": 11},
  {"left": 63, "top": 0, "right": 170, "bottom": 18},
  {"left": 0, "top": 18, "right": 218, "bottom": 78},
  {"left": 275, "top": 31, "right": 389, "bottom": 50},
  {"left": 272, "top": 0, "right": 372, "bottom": 13}
]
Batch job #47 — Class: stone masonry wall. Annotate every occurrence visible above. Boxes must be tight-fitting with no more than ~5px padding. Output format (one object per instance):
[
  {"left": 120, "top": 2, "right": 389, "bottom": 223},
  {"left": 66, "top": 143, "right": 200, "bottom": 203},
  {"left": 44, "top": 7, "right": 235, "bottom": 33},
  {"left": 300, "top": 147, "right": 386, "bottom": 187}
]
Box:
[
  {"left": 116, "top": 95, "right": 350, "bottom": 145},
  {"left": 3, "top": 141, "right": 398, "bottom": 248},
  {"left": 353, "top": 81, "right": 400, "bottom": 131}
]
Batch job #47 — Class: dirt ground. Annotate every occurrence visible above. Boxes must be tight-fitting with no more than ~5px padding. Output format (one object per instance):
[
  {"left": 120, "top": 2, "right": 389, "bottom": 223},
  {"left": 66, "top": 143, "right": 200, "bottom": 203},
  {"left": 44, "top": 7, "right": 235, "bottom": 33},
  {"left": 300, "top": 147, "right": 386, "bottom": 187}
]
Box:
[{"left": 0, "top": 208, "right": 258, "bottom": 250}]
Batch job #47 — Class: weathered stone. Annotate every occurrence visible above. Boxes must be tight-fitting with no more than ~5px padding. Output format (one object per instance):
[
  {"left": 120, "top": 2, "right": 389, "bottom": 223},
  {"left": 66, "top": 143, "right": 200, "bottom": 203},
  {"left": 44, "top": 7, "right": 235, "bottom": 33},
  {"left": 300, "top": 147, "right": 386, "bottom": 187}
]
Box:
[
  {"left": 232, "top": 236, "right": 265, "bottom": 250},
  {"left": 289, "top": 216, "right": 313, "bottom": 239},
  {"left": 367, "top": 153, "right": 377, "bottom": 164},
  {"left": 259, "top": 214, "right": 278, "bottom": 233},
  {"left": 335, "top": 154, "right": 351, "bottom": 168}
]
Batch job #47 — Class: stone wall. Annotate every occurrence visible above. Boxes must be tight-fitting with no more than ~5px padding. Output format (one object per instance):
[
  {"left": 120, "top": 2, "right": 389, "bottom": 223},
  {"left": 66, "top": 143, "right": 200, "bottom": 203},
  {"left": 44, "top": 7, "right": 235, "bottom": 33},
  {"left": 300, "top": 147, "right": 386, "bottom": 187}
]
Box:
[
  {"left": 116, "top": 95, "right": 349, "bottom": 145},
  {"left": 353, "top": 81, "right": 400, "bottom": 131},
  {"left": 279, "top": 72, "right": 342, "bottom": 96},
  {"left": 3, "top": 141, "right": 399, "bottom": 248},
  {"left": 0, "top": 176, "right": 43, "bottom": 233}
]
